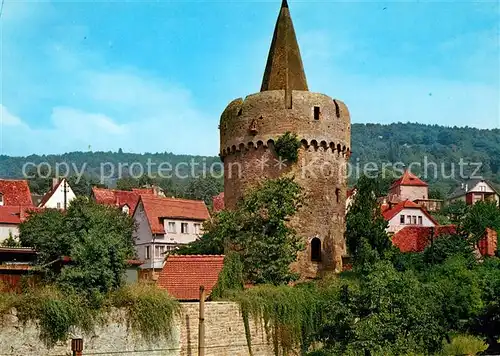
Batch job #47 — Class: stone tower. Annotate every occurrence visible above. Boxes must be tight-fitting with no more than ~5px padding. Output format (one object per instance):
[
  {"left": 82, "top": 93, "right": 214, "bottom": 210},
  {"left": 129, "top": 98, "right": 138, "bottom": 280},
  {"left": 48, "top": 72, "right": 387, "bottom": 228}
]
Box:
[{"left": 219, "top": 0, "right": 351, "bottom": 277}]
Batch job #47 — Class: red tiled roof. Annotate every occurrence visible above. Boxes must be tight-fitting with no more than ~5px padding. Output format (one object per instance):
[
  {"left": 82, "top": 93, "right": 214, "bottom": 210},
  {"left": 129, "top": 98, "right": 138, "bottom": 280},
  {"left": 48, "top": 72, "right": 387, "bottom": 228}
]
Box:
[
  {"left": 390, "top": 170, "right": 428, "bottom": 189},
  {"left": 139, "top": 195, "right": 210, "bottom": 234},
  {"left": 392, "top": 225, "right": 457, "bottom": 253},
  {"left": 212, "top": 192, "right": 225, "bottom": 212},
  {"left": 382, "top": 200, "right": 420, "bottom": 220},
  {"left": 92, "top": 187, "right": 154, "bottom": 215},
  {"left": 383, "top": 200, "right": 438, "bottom": 226},
  {"left": 0, "top": 180, "right": 33, "bottom": 206},
  {"left": 0, "top": 206, "right": 41, "bottom": 225},
  {"left": 157, "top": 255, "right": 225, "bottom": 301}
]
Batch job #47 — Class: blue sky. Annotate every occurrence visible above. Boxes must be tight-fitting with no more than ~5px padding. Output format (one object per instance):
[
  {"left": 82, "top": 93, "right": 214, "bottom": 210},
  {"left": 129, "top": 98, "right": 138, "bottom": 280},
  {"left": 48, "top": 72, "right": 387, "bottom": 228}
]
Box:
[{"left": 0, "top": 0, "right": 498, "bottom": 157}]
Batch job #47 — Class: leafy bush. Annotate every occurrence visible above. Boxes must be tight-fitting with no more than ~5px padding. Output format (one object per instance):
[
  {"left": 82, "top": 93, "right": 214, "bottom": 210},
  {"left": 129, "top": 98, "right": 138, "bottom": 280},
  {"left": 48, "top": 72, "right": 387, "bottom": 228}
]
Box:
[
  {"left": 19, "top": 197, "right": 136, "bottom": 300},
  {"left": 234, "top": 283, "right": 321, "bottom": 355},
  {"left": 440, "top": 334, "right": 488, "bottom": 356},
  {"left": 112, "top": 283, "right": 180, "bottom": 343},
  {"left": 422, "top": 234, "right": 476, "bottom": 266},
  {"left": 211, "top": 252, "right": 244, "bottom": 300},
  {"left": 274, "top": 132, "right": 301, "bottom": 163},
  {"left": 0, "top": 284, "right": 179, "bottom": 348}
]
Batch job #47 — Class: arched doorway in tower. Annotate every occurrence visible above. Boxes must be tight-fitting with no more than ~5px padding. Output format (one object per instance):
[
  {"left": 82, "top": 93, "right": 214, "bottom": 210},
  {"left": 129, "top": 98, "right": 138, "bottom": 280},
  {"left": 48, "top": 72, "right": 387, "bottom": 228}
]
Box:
[{"left": 311, "top": 237, "right": 322, "bottom": 262}]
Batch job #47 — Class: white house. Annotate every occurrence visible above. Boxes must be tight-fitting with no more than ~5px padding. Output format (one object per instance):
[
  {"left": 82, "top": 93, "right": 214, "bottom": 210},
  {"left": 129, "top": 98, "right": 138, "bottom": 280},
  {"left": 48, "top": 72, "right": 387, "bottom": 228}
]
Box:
[
  {"left": 382, "top": 200, "right": 438, "bottom": 234},
  {"left": 38, "top": 178, "right": 77, "bottom": 209},
  {"left": 132, "top": 194, "right": 210, "bottom": 276},
  {"left": 448, "top": 179, "right": 500, "bottom": 206}
]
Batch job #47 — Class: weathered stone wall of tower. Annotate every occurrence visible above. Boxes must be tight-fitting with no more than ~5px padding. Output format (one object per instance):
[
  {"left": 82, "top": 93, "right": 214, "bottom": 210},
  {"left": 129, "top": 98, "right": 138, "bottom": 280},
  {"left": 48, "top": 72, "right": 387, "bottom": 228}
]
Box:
[{"left": 220, "top": 90, "right": 351, "bottom": 277}]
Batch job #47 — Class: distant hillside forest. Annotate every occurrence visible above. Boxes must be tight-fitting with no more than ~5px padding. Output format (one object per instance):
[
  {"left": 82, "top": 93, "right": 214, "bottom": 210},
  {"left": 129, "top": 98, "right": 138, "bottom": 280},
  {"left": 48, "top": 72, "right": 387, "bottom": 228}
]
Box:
[{"left": 1, "top": 123, "right": 499, "bottom": 198}]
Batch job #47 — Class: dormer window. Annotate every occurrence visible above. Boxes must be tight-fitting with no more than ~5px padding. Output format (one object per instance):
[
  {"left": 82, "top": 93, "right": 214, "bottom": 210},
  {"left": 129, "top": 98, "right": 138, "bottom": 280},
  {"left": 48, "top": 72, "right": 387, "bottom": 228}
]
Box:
[{"left": 0, "top": 193, "right": 3, "bottom": 206}]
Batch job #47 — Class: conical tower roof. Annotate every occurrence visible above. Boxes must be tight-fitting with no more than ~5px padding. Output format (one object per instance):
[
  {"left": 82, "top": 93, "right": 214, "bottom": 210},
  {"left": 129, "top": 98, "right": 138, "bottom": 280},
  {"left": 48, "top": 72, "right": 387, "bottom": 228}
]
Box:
[{"left": 261, "top": 0, "right": 309, "bottom": 92}]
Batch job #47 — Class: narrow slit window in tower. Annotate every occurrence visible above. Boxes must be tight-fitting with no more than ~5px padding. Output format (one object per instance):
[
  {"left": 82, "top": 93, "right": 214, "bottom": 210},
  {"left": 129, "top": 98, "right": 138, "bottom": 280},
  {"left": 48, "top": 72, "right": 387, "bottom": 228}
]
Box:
[
  {"left": 314, "top": 106, "right": 320, "bottom": 120},
  {"left": 336, "top": 188, "right": 340, "bottom": 203},
  {"left": 311, "top": 238, "right": 321, "bottom": 262}
]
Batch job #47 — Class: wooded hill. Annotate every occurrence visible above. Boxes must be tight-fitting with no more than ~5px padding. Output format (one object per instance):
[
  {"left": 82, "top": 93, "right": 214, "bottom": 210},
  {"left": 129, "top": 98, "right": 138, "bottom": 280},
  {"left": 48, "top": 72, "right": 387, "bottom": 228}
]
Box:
[{"left": 1, "top": 122, "right": 498, "bottom": 197}]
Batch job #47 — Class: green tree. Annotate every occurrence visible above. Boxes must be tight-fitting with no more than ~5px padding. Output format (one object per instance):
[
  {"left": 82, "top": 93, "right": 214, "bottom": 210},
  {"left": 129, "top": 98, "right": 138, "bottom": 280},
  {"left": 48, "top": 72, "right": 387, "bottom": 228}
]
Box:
[
  {"left": 345, "top": 175, "right": 391, "bottom": 268},
  {"left": 184, "top": 176, "right": 223, "bottom": 206},
  {"left": 461, "top": 201, "right": 500, "bottom": 244},
  {"left": 441, "top": 201, "right": 469, "bottom": 225},
  {"left": 178, "top": 177, "right": 304, "bottom": 285},
  {"left": 422, "top": 234, "right": 475, "bottom": 266},
  {"left": 116, "top": 176, "right": 141, "bottom": 191},
  {"left": 19, "top": 197, "right": 136, "bottom": 299}
]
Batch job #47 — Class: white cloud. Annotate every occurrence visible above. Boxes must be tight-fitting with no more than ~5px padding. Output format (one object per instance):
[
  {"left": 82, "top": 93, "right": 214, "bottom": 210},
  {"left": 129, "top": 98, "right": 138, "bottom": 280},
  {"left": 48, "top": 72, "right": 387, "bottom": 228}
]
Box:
[
  {"left": 1, "top": 37, "right": 218, "bottom": 156},
  {"left": 0, "top": 105, "right": 24, "bottom": 127}
]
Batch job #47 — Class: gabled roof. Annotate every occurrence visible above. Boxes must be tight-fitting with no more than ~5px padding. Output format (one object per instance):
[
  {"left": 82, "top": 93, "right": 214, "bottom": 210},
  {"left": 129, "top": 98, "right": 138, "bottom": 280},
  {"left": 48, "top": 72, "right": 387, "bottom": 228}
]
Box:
[
  {"left": 212, "top": 192, "right": 225, "bottom": 213},
  {"left": 0, "top": 206, "right": 41, "bottom": 225},
  {"left": 92, "top": 187, "right": 154, "bottom": 215},
  {"left": 0, "top": 180, "right": 33, "bottom": 206},
  {"left": 261, "top": 0, "right": 308, "bottom": 92},
  {"left": 392, "top": 225, "right": 457, "bottom": 253},
  {"left": 157, "top": 255, "right": 225, "bottom": 301},
  {"left": 38, "top": 178, "right": 74, "bottom": 208},
  {"left": 382, "top": 200, "right": 419, "bottom": 220},
  {"left": 382, "top": 199, "right": 438, "bottom": 226},
  {"left": 448, "top": 179, "right": 500, "bottom": 200},
  {"left": 137, "top": 195, "right": 210, "bottom": 234},
  {"left": 390, "top": 170, "right": 428, "bottom": 189}
]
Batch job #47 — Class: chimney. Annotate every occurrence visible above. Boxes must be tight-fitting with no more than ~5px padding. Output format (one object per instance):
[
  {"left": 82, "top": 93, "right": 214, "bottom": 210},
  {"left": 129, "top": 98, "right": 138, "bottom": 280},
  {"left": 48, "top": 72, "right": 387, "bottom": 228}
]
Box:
[
  {"left": 52, "top": 177, "right": 60, "bottom": 189},
  {"left": 478, "top": 228, "right": 498, "bottom": 257}
]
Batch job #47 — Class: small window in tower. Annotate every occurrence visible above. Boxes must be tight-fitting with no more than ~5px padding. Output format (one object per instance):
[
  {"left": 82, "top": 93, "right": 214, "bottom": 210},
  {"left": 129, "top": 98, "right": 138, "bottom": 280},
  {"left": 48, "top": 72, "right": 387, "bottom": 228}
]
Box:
[
  {"left": 335, "top": 188, "right": 340, "bottom": 203},
  {"left": 237, "top": 108, "right": 243, "bottom": 116},
  {"left": 314, "top": 106, "right": 320, "bottom": 120},
  {"left": 333, "top": 100, "right": 340, "bottom": 118},
  {"left": 311, "top": 238, "right": 321, "bottom": 262}
]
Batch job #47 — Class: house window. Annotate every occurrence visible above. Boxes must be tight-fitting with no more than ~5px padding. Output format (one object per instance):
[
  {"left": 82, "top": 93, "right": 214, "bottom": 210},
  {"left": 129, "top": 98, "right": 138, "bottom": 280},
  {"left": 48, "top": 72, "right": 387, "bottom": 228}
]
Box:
[
  {"left": 194, "top": 223, "right": 201, "bottom": 235},
  {"left": 407, "top": 215, "right": 411, "bottom": 224},
  {"left": 145, "top": 246, "right": 151, "bottom": 259},
  {"left": 311, "top": 237, "right": 321, "bottom": 262},
  {"left": 181, "top": 223, "right": 189, "bottom": 234},
  {"left": 167, "top": 222, "right": 176, "bottom": 233},
  {"left": 314, "top": 106, "right": 320, "bottom": 120},
  {"left": 155, "top": 245, "right": 165, "bottom": 258},
  {"left": 57, "top": 202, "right": 61, "bottom": 209},
  {"left": 400, "top": 215, "right": 405, "bottom": 224},
  {"left": 412, "top": 216, "right": 417, "bottom": 225},
  {"left": 480, "top": 186, "right": 486, "bottom": 192},
  {"left": 418, "top": 216, "right": 423, "bottom": 225},
  {"left": 0, "top": 194, "right": 3, "bottom": 206},
  {"left": 122, "top": 205, "right": 130, "bottom": 214}
]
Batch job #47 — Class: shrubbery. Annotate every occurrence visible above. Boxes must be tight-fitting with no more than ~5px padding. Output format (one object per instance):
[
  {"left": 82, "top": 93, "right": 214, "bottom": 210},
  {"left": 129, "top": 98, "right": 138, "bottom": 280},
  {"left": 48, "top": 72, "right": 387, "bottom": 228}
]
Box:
[{"left": 0, "top": 284, "right": 179, "bottom": 347}]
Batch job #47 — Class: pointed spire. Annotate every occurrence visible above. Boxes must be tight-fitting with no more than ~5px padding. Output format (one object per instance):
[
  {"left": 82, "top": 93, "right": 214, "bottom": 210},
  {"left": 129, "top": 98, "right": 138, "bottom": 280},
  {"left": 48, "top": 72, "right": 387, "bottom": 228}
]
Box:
[{"left": 260, "top": 0, "right": 308, "bottom": 92}]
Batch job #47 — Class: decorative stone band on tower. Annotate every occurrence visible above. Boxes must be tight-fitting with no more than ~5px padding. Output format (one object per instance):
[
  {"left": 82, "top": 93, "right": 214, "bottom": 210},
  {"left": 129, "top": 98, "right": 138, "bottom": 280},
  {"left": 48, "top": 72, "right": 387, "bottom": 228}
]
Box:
[{"left": 219, "top": 0, "right": 351, "bottom": 277}]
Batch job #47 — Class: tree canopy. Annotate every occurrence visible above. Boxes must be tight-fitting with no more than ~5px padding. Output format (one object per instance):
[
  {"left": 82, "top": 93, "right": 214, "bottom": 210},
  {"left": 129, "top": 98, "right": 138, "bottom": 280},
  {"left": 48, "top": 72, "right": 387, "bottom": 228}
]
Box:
[
  {"left": 177, "top": 177, "right": 304, "bottom": 285},
  {"left": 19, "top": 197, "right": 136, "bottom": 299}
]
